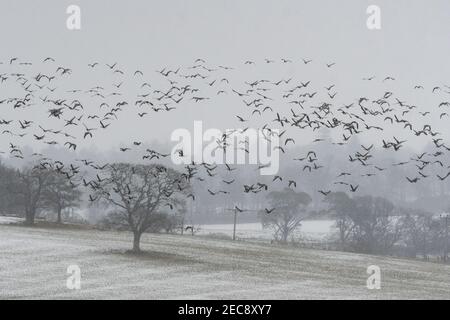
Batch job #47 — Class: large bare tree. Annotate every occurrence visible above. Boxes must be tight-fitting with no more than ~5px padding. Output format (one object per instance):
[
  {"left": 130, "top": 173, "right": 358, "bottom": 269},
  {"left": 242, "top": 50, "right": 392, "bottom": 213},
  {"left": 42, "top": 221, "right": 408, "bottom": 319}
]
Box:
[{"left": 93, "top": 163, "right": 190, "bottom": 252}]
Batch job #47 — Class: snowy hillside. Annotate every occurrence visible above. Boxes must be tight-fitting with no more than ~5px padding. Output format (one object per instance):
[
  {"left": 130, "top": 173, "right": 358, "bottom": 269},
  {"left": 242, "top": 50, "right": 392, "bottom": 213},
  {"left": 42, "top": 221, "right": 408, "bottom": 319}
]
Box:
[{"left": 0, "top": 223, "right": 448, "bottom": 299}]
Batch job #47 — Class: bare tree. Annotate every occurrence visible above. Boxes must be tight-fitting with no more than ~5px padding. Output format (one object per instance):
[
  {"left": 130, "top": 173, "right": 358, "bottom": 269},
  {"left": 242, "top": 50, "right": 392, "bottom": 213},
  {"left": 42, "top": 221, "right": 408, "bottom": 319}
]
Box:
[
  {"left": 399, "top": 214, "right": 437, "bottom": 259},
  {"left": 326, "top": 194, "right": 402, "bottom": 254},
  {"left": 92, "top": 163, "right": 190, "bottom": 252},
  {"left": 16, "top": 165, "right": 52, "bottom": 225},
  {"left": 0, "top": 162, "right": 21, "bottom": 216},
  {"left": 351, "top": 196, "right": 401, "bottom": 254},
  {"left": 324, "top": 192, "right": 356, "bottom": 247},
  {"left": 41, "top": 171, "right": 82, "bottom": 224},
  {"left": 259, "top": 188, "right": 312, "bottom": 243}
]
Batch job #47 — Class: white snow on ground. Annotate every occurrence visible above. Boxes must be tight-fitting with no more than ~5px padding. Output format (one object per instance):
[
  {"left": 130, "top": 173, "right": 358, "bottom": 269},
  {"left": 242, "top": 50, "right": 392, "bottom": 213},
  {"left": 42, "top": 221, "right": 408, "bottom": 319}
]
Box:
[
  {"left": 0, "top": 223, "right": 449, "bottom": 299},
  {"left": 0, "top": 216, "right": 22, "bottom": 225}
]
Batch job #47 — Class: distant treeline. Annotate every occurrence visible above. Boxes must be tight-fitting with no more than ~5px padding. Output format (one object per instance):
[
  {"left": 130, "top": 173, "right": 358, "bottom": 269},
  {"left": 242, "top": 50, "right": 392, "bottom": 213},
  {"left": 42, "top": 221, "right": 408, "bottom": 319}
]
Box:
[{"left": 0, "top": 160, "right": 448, "bottom": 262}]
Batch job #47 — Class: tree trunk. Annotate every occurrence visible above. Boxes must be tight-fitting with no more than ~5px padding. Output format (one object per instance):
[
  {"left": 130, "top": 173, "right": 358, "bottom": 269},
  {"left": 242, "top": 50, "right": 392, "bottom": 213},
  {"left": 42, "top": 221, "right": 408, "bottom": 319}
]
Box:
[
  {"left": 281, "top": 227, "right": 288, "bottom": 243},
  {"left": 24, "top": 208, "right": 35, "bottom": 226},
  {"left": 132, "top": 231, "right": 142, "bottom": 253},
  {"left": 57, "top": 207, "right": 62, "bottom": 224}
]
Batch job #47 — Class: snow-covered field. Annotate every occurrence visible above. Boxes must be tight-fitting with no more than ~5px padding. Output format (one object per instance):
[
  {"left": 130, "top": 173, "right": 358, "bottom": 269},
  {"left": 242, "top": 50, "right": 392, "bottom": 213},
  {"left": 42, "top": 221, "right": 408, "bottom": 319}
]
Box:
[
  {"left": 198, "top": 220, "right": 336, "bottom": 242},
  {"left": 0, "top": 217, "right": 336, "bottom": 242},
  {"left": 0, "top": 222, "right": 449, "bottom": 299},
  {"left": 0, "top": 216, "right": 22, "bottom": 225}
]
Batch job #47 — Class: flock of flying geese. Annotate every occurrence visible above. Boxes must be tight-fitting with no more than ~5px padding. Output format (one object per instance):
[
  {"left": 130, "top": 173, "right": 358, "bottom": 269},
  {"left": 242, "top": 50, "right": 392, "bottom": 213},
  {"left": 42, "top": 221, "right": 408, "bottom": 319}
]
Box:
[{"left": 1, "top": 56, "right": 450, "bottom": 214}]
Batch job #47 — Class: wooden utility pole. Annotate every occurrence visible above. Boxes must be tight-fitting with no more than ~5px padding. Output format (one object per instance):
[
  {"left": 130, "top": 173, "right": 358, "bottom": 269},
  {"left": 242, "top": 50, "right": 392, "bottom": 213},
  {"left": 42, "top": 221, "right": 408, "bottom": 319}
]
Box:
[
  {"left": 225, "top": 207, "right": 258, "bottom": 241},
  {"left": 232, "top": 207, "right": 238, "bottom": 241},
  {"left": 443, "top": 213, "right": 449, "bottom": 263}
]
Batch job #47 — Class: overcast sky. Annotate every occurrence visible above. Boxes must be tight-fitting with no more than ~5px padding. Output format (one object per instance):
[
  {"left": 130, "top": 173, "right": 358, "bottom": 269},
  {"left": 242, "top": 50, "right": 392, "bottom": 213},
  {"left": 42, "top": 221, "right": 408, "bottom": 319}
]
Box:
[{"left": 1, "top": 0, "right": 450, "bottom": 153}]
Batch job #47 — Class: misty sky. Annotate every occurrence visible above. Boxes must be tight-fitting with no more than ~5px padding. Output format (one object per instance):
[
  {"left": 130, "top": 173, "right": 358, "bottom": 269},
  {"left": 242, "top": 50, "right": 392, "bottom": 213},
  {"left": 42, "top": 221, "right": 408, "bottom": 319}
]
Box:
[{"left": 1, "top": 0, "right": 450, "bottom": 153}]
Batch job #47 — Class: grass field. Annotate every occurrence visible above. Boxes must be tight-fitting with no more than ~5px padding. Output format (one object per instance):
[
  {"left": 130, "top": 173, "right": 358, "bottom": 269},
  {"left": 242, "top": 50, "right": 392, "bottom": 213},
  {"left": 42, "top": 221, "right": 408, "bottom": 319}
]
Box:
[{"left": 0, "top": 222, "right": 449, "bottom": 299}]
